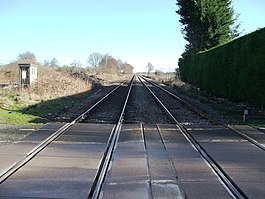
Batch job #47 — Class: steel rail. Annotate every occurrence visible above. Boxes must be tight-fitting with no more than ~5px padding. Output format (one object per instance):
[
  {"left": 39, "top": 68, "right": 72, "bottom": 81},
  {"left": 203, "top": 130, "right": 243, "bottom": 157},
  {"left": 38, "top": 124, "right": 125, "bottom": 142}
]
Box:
[
  {"left": 139, "top": 75, "right": 212, "bottom": 120},
  {"left": 138, "top": 75, "right": 248, "bottom": 199},
  {"left": 227, "top": 125, "right": 265, "bottom": 151},
  {"left": 140, "top": 75, "right": 265, "bottom": 152},
  {"left": 0, "top": 82, "right": 125, "bottom": 184},
  {"left": 87, "top": 75, "right": 135, "bottom": 199}
]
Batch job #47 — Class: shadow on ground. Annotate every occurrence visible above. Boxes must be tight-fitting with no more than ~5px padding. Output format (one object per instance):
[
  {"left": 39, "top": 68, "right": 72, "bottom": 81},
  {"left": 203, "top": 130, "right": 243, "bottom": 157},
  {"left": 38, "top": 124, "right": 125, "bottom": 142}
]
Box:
[{"left": 20, "top": 83, "right": 112, "bottom": 124}]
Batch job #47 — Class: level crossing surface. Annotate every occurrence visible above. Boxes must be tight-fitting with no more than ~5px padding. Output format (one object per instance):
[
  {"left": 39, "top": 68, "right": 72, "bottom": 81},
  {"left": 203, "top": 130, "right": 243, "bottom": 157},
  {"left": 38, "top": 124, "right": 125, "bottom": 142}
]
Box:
[{"left": 0, "top": 123, "right": 114, "bottom": 198}]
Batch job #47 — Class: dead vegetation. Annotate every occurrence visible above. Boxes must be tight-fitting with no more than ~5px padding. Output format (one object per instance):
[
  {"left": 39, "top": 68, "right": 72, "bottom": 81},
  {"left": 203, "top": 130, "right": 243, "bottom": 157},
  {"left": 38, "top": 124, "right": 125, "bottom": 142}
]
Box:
[
  {"left": 30, "top": 66, "right": 91, "bottom": 100},
  {"left": 0, "top": 64, "right": 92, "bottom": 99},
  {"left": 0, "top": 63, "right": 94, "bottom": 114}
]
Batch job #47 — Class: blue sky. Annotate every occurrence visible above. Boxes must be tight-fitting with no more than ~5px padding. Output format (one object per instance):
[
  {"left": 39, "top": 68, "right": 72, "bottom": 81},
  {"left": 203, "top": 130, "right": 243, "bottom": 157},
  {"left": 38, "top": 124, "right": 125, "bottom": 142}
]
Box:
[{"left": 0, "top": 0, "right": 264, "bottom": 72}]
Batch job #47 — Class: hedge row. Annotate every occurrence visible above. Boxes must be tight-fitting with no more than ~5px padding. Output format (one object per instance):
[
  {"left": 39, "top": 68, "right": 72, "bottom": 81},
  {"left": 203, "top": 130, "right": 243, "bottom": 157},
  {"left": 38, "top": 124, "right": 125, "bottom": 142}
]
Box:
[{"left": 179, "top": 28, "right": 265, "bottom": 106}]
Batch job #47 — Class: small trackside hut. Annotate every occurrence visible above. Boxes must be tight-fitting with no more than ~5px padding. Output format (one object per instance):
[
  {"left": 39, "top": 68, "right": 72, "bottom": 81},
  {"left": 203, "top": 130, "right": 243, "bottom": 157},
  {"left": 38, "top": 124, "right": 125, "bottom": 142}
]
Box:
[{"left": 18, "top": 63, "right": 37, "bottom": 87}]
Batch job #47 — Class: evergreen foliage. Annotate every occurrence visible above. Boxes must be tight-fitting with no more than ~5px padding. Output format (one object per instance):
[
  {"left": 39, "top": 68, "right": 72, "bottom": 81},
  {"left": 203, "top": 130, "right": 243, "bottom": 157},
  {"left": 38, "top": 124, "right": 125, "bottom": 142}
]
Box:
[
  {"left": 176, "top": 0, "right": 239, "bottom": 52},
  {"left": 179, "top": 28, "right": 265, "bottom": 106}
]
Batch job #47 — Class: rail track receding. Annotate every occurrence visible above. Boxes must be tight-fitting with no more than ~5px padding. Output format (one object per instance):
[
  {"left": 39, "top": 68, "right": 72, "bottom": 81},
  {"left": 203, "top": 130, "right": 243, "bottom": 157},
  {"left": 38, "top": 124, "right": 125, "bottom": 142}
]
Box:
[
  {"left": 0, "top": 74, "right": 265, "bottom": 199},
  {"left": 0, "top": 78, "right": 134, "bottom": 198},
  {"left": 138, "top": 75, "right": 265, "bottom": 199}
]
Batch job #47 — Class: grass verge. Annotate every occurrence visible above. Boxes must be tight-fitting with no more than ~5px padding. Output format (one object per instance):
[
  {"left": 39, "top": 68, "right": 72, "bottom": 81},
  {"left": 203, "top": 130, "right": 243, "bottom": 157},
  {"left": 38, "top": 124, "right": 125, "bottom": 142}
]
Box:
[
  {"left": 0, "top": 90, "right": 89, "bottom": 125},
  {"left": 0, "top": 108, "right": 44, "bottom": 125}
]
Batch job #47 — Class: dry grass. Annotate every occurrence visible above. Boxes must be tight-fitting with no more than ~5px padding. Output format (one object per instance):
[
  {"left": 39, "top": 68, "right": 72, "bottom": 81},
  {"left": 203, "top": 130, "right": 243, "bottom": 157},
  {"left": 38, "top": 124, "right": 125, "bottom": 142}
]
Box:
[
  {"left": 30, "top": 66, "right": 91, "bottom": 100},
  {"left": 0, "top": 64, "right": 19, "bottom": 84},
  {"left": 148, "top": 72, "right": 184, "bottom": 88},
  {"left": 0, "top": 64, "right": 93, "bottom": 124},
  {"left": 93, "top": 73, "right": 133, "bottom": 85},
  {"left": 0, "top": 63, "right": 133, "bottom": 124},
  {"left": 0, "top": 64, "right": 91, "bottom": 102}
]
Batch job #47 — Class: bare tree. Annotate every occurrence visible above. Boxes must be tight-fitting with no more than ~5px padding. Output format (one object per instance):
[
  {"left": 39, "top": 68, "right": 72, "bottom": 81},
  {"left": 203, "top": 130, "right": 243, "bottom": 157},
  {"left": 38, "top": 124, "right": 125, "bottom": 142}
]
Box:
[
  {"left": 43, "top": 60, "right": 50, "bottom": 67},
  {"left": 50, "top": 58, "right": 59, "bottom": 67},
  {"left": 43, "top": 58, "right": 59, "bottom": 67},
  {"left": 146, "top": 62, "right": 154, "bottom": 75},
  {"left": 70, "top": 60, "right": 82, "bottom": 67},
  {"left": 117, "top": 59, "right": 124, "bottom": 73},
  {"left": 18, "top": 51, "right": 36, "bottom": 62},
  {"left": 87, "top": 52, "right": 104, "bottom": 68}
]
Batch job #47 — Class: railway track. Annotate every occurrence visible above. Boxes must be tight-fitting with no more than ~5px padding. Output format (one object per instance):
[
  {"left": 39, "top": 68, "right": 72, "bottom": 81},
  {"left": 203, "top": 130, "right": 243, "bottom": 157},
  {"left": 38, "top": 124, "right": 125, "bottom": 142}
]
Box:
[
  {"left": 138, "top": 76, "right": 246, "bottom": 198},
  {"left": 138, "top": 75, "right": 265, "bottom": 199},
  {"left": 140, "top": 75, "right": 265, "bottom": 151},
  {"left": 0, "top": 77, "right": 134, "bottom": 198},
  {"left": 87, "top": 75, "right": 134, "bottom": 198},
  {"left": 0, "top": 74, "right": 264, "bottom": 198},
  {"left": 0, "top": 79, "right": 127, "bottom": 184}
]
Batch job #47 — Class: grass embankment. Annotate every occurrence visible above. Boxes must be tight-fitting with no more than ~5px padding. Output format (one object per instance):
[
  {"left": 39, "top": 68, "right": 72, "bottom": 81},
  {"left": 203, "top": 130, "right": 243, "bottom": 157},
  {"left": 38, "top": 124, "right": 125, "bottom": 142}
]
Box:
[
  {"left": 0, "top": 91, "right": 41, "bottom": 124},
  {"left": 0, "top": 65, "right": 92, "bottom": 125},
  {"left": 0, "top": 89, "right": 91, "bottom": 125},
  {"left": 0, "top": 58, "right": 134, "bottom": 125}
]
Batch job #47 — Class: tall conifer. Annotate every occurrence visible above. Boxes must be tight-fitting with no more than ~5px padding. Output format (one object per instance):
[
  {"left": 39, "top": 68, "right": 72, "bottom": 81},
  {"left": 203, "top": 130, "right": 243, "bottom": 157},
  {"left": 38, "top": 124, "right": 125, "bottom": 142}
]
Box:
[{"left": 176, "top": 0, "right": 239, "bottom": 53}]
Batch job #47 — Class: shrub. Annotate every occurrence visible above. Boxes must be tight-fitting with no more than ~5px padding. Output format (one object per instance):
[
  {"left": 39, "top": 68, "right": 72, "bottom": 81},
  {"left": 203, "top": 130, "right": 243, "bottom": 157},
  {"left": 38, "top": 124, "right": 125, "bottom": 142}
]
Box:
[{"left": 179, "top": 28, "right": 265, "bottom": 106}]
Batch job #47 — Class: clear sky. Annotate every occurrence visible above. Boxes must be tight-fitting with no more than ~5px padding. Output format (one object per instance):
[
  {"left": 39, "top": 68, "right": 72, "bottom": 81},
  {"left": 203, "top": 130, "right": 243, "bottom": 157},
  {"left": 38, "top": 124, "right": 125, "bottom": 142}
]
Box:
[{"left": 0, "top": 0, "right": 264, "bottom": 72}]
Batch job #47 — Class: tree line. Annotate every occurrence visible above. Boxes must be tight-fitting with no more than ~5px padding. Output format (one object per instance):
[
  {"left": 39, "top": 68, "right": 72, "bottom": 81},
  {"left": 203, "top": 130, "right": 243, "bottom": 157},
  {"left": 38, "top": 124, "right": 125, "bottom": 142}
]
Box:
[{"left": 12, "top": 51, "right": 133, "bottom": 74}]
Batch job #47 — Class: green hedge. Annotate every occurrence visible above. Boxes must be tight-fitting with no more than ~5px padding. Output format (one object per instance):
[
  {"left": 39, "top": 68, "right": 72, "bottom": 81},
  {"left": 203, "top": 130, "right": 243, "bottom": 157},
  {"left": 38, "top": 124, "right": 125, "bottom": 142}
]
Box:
[{"left": 179, "top": 28, "right": 265, "bottom": 106}]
